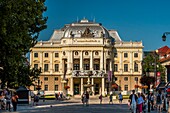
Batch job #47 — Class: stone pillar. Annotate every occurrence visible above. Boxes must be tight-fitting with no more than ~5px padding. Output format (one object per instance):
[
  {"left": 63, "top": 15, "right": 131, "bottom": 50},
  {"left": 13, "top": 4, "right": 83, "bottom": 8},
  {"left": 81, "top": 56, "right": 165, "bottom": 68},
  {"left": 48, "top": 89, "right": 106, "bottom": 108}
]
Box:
[
  {"left": 30, "top": 52, "right": 32, "bottom": 66},
  {"left": 102, "top": 78, "right": 105, "bottom": 96},
  {"left": 91, "top": 78, "right": 94, "bottom": 96},
  {"left": 104, "top": 51, "right": 106, "bottom": 73},
  {"left": 50, "top": 52, "right": 53, "bottom": 74},
  {"left": 67, "top": 51, "right": 73, "bottom": 73},
  {"left": 130, "top": 52, "right": 133, "bottom": 74},
  {"left": 81, "top": 78, "right": 84, "bottom": 95},
  {"left": 90, "top": 51, "right": 93, "bottom": 70},
  {"left": 40, "top": 52, "right": 43, "bottom": 69},
  {"left": 59, "top": 51, "right": 63, "bottom": 74},
  {"left": 120, "top": 52, "right": 123, "bottom": 74},
  {"left": 69, "top": 77, "right": 73, "bottom": 95},
  {"left": 100, "top": 50, "right": 104, "bottom": 70},
  {"left": 80, "top": 51, "right": 83, "bottom": 70}
]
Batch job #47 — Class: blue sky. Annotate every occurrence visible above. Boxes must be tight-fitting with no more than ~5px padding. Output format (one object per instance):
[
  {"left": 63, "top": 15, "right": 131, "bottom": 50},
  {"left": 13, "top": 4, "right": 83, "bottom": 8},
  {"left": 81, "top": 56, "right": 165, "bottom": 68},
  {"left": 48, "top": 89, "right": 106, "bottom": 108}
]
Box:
[{"left": 39, "top": 0, "right": 170, "bottom": 51}]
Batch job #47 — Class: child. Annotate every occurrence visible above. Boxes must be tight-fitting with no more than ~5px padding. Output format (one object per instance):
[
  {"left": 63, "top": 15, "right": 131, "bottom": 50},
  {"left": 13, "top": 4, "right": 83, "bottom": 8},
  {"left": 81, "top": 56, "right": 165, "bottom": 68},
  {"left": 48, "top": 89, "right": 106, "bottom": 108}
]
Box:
[{"left": 128, "top": 99, "right": 131, "bottom": 110}]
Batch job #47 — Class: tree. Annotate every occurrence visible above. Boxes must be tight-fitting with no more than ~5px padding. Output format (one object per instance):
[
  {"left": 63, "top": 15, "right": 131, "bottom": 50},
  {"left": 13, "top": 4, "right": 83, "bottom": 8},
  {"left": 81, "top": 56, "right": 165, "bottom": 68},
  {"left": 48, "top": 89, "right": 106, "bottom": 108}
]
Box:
[
  {"left": 141, "top": 52, "right": 166, "bottom": 85},
  {"left": 0, "top": 0, "right": 47, "bottom": 88}
]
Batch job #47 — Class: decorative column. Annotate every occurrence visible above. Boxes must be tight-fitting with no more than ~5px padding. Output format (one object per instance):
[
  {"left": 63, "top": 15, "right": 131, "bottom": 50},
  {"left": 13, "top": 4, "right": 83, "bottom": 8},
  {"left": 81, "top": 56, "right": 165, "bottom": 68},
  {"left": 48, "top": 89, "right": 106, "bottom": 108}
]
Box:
[
  {"left": 100, "top": 50, "right": 104, "bottom": 70},
  {"left": 90, "top": 51, "right": 93, "bottom": 70},
  {"left": 81, "top": 78, "right": 84, "bottom": 95},
  {"left": 130, "top": 52, "right": 133, "bottom": 74},
  {"left": 67, "top": 51, "right": 72, "bottom": 73},
  {"left": 50, "top": 52, "right": 53, "bottom": 74},
  {"left": 40, "top": 52, "right": 43, "bottom": 69},
  {"left": 104, "top": 51, "right": 106, "bottom": 73},
  {"left": 59, "top": 51, "right": 63, "bottom": 74},
  {"left": 69, "top": 77, "right": 73, "bottom": 95},
  {"left": 80, "top": 51, "right": 83, "bottom": 70},
  {"left": 120, "top": 51, "right": 123, "bottom": 74},
  {"left": 30, "top": 52, "right": 32, "bottom": 66},
  {"left": 102, "top": 77, "right": 105, "bottom": 96},
  {"left": 91, "top": 78, "right": 94, "bottom": 96}
]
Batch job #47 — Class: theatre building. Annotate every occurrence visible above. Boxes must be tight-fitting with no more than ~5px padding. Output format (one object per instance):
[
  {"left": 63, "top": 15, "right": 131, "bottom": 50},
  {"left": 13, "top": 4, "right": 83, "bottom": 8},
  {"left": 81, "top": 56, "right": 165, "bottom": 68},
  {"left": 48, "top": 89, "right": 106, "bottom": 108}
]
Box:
[{"left": 30, "top": 19, "right": 143, "bottom": 96}]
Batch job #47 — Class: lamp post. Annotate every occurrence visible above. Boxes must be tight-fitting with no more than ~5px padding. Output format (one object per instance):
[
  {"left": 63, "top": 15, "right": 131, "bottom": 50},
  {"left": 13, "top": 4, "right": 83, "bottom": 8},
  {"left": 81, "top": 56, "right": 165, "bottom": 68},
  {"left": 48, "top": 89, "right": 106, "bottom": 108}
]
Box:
[{"left": 162, "top": 32, "right": 170, "bottom": 41}]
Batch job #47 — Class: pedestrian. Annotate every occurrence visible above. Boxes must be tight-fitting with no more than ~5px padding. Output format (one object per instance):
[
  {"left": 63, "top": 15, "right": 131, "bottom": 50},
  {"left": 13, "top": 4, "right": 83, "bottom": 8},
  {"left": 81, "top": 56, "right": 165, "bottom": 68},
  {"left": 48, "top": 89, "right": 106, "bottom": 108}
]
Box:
[
  {"left": 150, "top": 93, "right": 154, "bottom": 110},
  {"left": 109, "top": 94, "right": 113, "bottom": 104},
  {"left": 11, "top": 92, "right": 19, "bottom": 112},
  {"left": 156, "top": 90, "right": 163, "bottom": 112},
  {"left": 127, "top": 99, "right": 131, "bottom": 110},
  {"left": 99, "top": 94, "right": 102, "bottom": 104},
  {"left": 137, "top": 93, "right": 144, "bottom": 113},
  {"left": 81, "top": 92, "right": 85, "bottom": 106},
  {"left": 5, "top": 91, "right": 11, "bottom": 111},
  {"left": 85, "top": 91, "right": 89, "bottom": 106},
  {"left": 129, "top": 90, "right": 138, "bottom": 113},
  {"left": 118, "top": 93, "right": 123, "bottom": 104},
  {"left": 55, "top": 93, "right": 58, "bottom": 100}
]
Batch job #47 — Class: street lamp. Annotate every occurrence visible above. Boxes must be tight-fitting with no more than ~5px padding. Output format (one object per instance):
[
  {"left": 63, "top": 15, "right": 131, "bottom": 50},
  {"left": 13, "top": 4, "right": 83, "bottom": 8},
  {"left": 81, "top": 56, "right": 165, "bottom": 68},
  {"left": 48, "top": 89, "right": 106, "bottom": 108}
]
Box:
[{"left": 162, "top": 32, "right": 170, "bottom": 41}]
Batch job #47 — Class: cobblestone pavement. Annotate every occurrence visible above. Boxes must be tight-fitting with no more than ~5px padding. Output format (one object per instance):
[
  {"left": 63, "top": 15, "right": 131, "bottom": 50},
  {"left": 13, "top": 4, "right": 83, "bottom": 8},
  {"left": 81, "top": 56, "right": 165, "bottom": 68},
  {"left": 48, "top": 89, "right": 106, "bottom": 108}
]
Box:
[{"left": 0, "top": 97, "right": 169, "bottom": 113}]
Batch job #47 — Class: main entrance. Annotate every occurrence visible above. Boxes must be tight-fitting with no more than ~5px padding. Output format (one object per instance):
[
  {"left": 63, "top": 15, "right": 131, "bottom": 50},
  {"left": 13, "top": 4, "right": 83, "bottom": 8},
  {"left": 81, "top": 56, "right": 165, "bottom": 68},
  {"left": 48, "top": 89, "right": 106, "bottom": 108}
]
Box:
[{"left": 74, "top": 84, "right": 80, "bottom": 95}]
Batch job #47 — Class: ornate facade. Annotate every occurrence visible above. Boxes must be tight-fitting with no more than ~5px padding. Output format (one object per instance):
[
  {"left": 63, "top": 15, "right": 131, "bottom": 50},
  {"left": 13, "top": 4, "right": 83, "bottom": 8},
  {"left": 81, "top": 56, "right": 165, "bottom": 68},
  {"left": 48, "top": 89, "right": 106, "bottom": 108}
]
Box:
[{"left": 30, "top": 19, "right": 144, "bottom": 96}]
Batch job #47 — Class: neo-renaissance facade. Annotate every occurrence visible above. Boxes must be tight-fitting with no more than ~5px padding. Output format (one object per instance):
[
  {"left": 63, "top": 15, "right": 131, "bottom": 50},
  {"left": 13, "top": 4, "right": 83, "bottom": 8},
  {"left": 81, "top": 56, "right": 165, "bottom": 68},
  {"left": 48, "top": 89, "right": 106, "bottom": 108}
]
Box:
[{"left": 30, "top": 19, "right": 144, "bottom": 96}]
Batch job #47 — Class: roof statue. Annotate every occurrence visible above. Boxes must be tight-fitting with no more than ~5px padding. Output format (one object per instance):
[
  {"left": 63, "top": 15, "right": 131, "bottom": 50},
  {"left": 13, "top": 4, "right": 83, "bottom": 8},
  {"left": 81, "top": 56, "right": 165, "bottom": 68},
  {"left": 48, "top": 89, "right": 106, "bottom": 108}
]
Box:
[{"left": 81, "top": 27, "right": 94, "bottom": 37}]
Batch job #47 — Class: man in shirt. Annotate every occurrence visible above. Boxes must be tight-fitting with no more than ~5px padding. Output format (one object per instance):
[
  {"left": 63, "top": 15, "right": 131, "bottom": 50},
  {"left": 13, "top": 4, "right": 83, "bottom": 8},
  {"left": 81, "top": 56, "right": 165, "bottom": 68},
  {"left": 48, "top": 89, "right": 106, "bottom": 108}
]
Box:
[{"left": 129, "top": 90, "right": 138, "bottom": 113}]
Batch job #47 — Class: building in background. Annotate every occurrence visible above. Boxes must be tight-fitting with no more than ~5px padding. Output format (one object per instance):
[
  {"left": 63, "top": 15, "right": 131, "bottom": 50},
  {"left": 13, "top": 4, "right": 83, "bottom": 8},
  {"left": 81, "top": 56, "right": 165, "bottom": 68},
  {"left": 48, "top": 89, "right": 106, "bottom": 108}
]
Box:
[{"left": 30, "top": 19, "right": 143, "bottom": 96}]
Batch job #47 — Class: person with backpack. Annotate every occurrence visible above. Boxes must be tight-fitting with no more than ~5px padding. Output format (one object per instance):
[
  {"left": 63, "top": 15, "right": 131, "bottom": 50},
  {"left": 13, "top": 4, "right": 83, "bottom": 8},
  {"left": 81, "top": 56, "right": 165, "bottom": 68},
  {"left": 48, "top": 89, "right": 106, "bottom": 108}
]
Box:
[
  {"left": 129, "top": 90, "right": 138, "bottom": 113},
  {"left": 156, "top": 90, "right": 163, "bottom": 112}
]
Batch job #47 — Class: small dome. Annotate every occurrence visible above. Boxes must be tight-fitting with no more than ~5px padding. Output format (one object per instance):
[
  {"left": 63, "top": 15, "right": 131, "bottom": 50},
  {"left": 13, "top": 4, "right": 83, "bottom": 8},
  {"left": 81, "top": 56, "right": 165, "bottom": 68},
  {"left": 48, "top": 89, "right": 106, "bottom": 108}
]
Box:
[{"left": 63, "top": 19, "right": 110, "bottom": 38}]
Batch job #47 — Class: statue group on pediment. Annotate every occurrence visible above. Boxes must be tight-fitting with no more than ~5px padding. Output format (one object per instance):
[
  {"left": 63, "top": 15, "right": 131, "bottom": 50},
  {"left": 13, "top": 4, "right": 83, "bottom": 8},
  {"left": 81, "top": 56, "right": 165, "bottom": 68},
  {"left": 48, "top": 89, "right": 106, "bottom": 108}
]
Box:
[
  {"left": 81, "top": 27, "right": 94, "bottom": 38},
  {"left": 72, "top": 70, "right": 104, "bottom": 77}
]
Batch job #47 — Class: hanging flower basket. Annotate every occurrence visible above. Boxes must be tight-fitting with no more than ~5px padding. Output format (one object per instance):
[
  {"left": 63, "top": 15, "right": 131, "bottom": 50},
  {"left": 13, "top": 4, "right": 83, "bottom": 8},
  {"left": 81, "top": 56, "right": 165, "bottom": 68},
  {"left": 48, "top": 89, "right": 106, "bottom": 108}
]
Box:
[
  {"left": 134, "top": 85, "right": 139, "bottom": 88},
  {"left": 64, "top": 86, "right": 70, "bottom": 90}
]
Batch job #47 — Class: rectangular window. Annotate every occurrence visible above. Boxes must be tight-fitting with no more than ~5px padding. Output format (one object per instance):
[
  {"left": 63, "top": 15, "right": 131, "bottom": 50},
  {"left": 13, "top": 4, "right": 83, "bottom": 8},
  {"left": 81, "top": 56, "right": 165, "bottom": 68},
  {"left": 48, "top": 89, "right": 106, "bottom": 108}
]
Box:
[
  {"left": 93, "top": 64, "right": 100, "bottom": 70},
  {"left": 44, "top": 53, "right": 48, "bottom": 57},
  {"left": 55, "top": 77, "right": 58, "bottom": 81},
  {"left": 55, "top": 53, "right": 59, "bottom": 58},
  {"left": 34, "top": 53, "right": 38, "bottom": 57},
  {"left": 44, "top": 85, "right": 48, "bottom": 91},
  {"left": 124, "top": 85, "right": 128, "bottom": 91},
  {"left": 73, "top": 64, "right": 80, "bottom": 70},
  {"left": 114, "top": 64, "right": 118, "bottom": 72},
  {"left": 44, "top": 77, "right": 48, "bottom": 81},
  {"left": 55, "top": 85, "right": 58, "bottom": 91},
  {"left": 34, "top": 64, "right": 38, "bottom": 69},
  {"left": 44, "top": 64, "right": 48, "bottom": 72},
  {"left": 134, "top": 53, "right": 138, "bottom": 58},
  {"left": 55, "top": 64, "right": 59, "bottom": 72},
  {"left": 124, "top": 77, "right": 128, "bottom": 81},
  {"left": 134, "top": 63, "right": 138, "bottom": 72},
  {"left": 84, "top": 64, "right": 90, "bottom": 70},
  {"left": 124, "top": 64, "right": 128, "bottom": 72},
  {"left": 124, "top": 53, "right": 128, "bottom": 58}
]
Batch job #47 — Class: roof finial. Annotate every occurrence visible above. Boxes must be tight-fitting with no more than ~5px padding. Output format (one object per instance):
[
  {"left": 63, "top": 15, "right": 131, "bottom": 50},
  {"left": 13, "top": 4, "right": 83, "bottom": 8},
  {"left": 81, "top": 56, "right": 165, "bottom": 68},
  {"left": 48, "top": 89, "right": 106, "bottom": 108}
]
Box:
[
  {"left": 93, "top": 17, "right": 95, "bottom": 22},
  {"left": 77, "top": 16, "right": 79, "bottom": 23},
  {"left": 83, "top": 16, "right": 86, "bottom": 19}
]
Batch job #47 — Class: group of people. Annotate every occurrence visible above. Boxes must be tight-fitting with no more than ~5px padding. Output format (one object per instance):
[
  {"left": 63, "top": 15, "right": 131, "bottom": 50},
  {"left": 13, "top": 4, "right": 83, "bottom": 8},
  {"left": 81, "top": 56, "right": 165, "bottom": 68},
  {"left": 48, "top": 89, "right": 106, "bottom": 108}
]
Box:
[
  {"left": 0, "top": 89, "right": 19, "bottom": 112},
  {"left": 81, "top": 91, "right": 90, "bottom": 106},
  {"left": 55, "top": 92, "right": 63, "bottom": 100},
  {"left": 128, "top": 89, "right": 165, "bottom": 113}
]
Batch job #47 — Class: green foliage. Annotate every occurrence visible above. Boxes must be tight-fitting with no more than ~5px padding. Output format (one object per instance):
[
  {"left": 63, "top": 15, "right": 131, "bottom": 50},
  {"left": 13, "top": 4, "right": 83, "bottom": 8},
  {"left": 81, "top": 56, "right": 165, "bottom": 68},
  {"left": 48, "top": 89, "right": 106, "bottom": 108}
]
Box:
[
  {"left": 0, "top": 0, "right": 47, "bottom": 88},
  {"left": 142, "top": 52, "right": 166, "bottom": 81}
]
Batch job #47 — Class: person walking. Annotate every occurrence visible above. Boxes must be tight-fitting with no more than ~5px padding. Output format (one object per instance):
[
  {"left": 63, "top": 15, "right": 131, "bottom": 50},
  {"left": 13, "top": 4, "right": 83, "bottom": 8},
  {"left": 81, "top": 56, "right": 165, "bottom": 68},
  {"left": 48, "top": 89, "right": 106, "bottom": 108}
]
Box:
[
  {"left": 99, "top": 94, "right": 102, "bottom": 104},
  {"left": 156, "top": 90, "right": 163, "bottom": 112},
  {"left": 109, "top": 94, "right": 113, "bottom": 104},
  {"left": 85, "top": 91, "right": 89, "bottom": 106},
  {"left": 11, "top": 92, "right": 19, "bottom": 112},
  {"left": 137, "top": 93, "right": 144, "bottom": 113},
  {"left": 129, "top": 90, "right": 138, "bottom": 113},
  {"left": 5, "top": 91, "right": 11, "bottom": 111},
  {"left": 118, "top": 93, "right": 123, "bottom": 104},
  {"left": 150, "top": 93, "right": 154, "bottom": 110}
]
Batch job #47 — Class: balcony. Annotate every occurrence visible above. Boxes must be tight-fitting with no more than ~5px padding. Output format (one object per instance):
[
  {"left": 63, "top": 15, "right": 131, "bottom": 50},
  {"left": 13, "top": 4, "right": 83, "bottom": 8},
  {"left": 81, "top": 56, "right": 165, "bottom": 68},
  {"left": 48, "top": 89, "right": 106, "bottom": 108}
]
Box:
[{"left": 72, "top": 70, "right": 105, "bottom": 77}]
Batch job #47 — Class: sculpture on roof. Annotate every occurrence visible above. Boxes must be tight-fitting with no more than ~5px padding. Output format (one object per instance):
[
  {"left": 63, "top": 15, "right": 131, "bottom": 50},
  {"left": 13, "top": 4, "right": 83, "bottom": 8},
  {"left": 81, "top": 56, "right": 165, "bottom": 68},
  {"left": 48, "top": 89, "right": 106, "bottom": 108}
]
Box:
[{"left": 81, "top": 27, "right": 94, "bottom": 37}]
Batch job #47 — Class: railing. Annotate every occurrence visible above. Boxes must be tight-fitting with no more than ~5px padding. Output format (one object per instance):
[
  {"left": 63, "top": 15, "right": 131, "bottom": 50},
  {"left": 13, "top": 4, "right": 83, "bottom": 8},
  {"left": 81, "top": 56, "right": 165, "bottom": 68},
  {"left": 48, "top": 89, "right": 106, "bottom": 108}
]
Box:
[{"left": 72, "top": 70, "right": 105, "bottom": 77}]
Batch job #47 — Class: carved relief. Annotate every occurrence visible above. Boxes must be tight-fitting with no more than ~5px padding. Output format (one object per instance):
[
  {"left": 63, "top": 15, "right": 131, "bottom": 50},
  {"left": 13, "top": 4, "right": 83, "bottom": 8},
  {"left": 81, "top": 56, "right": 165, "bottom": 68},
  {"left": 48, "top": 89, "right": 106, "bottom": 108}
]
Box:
[{"left": 81, "top": 27, "right": 94, "bottom": 37}]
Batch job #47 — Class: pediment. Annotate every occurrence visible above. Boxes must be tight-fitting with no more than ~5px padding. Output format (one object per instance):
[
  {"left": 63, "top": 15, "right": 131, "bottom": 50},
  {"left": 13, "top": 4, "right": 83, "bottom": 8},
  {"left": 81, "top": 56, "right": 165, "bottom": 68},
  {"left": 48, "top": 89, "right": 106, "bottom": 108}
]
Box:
[
  {"left": 33, "top": 60, "right": 40, "bottom": 63},
  {"left": 54, "top": 60, "right": 60, "bottom": 63},
  {"left": 44, "top": 60, "right": 50, "bottom": 63},
  {"left": 123, "top": 60, "right": 129, "bottom": 63}
]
